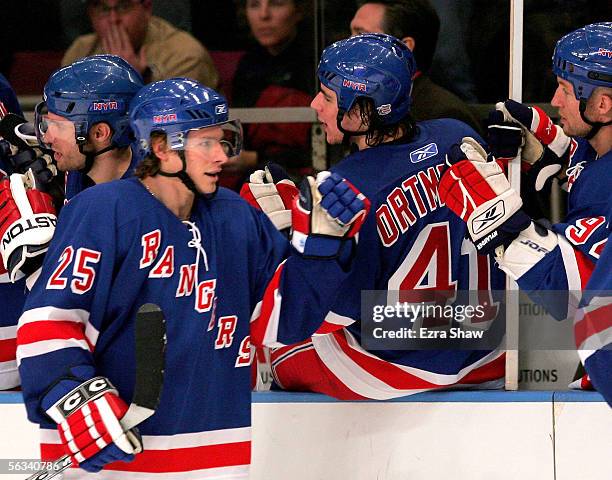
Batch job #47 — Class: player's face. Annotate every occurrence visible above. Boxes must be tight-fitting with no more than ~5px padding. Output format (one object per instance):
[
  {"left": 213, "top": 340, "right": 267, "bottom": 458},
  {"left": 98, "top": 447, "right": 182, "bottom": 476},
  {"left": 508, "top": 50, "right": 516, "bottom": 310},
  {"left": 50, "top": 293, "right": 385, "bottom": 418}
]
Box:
[
  {"left": 89, "top": 0, "right": 150, "bottom": 50},
  {"left": 311, "top": 83, "right": 344, "bottom": 144},
  {"left": 183, "top": 127, "right": 231, "bottom": 195},
  {"left": 41, "top": 112, "right": 85, "bottom": 172},
  {"left": 246, "top": 0, "right": 302, "bottom": 55},
  {"left": 551, "top": 78, "right": 590, "bottom": 137},
  {"left": 311, "top": 83, "right": 366, "bottom": 145},
  {"left": 350, "top": 3, "right": 386, "bottom": 36}
]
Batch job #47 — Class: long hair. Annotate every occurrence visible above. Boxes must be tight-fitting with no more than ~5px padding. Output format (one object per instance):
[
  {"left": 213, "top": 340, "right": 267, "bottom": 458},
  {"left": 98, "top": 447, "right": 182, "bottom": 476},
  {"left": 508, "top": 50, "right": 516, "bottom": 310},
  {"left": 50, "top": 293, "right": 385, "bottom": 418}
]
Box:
[{"left": 355, "top": 97, "right": 417, "bottom": 147}]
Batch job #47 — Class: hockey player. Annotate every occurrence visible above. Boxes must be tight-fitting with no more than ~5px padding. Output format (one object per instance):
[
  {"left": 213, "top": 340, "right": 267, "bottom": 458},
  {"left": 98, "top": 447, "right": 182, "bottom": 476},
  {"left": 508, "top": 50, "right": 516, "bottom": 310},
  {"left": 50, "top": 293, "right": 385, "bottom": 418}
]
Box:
[
  {"left": 16, "top": 78, "right": 369, "bottom": 477},
  {"left": 245, "top": 33, "right": 507, "bottom": 400},
  {"left": 34, "top": 54, "right": 144, "bottom": 201},
  {"left": 438, "top": 23, "right": 611, "bottom": 399},
  {"left": 0, "top": 75, "right": 29, "bottom": 390},
  {"left": 574, "top": 198, "right": 612, "bottom": 406},
  {"left": 0, "top": 55, "right": 144, "bottom": 393}
]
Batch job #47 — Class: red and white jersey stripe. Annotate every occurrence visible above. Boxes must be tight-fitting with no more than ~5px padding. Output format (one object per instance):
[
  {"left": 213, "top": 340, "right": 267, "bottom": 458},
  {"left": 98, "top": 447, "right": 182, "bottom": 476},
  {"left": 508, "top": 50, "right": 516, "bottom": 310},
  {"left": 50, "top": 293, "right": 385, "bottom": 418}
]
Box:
[
  {"left": 250, "top": 260, "right": 286, "bottom": 348},
  {"left": 309, "top": 330, "right": 505, "bottom": 400},
  {"left": 40, "top": 426, "right": 251, "bottom": 479},
  {"left": 16, "top": 307, "right": 100, "bottom": 366},
  {"left": 574, "top": 296, "right": 612, "bottom": 364}
]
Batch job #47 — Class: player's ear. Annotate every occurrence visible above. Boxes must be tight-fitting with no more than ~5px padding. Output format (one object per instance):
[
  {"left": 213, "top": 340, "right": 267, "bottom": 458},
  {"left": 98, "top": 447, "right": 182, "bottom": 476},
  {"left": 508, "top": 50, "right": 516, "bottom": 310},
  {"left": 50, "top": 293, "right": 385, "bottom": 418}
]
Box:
[
  {"left": 90, "top": 122, "right": 113, "bottom": 146},
  {"left": 150, "top": 134, "right": 170, "bottom": 160},
  {"left": 597, "top": 89, "right": 612, "bottom": 120},
  {"left": 401, "top": 36, "right": 415, "bottom": 52}
]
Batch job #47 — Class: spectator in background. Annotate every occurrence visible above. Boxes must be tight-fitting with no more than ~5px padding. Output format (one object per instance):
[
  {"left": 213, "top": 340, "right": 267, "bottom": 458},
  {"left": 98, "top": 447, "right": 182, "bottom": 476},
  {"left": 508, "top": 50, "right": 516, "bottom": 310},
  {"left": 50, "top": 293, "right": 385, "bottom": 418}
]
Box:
[
  {"left": 62, "top": 0, "right": 219, "bottom": 88},
  {"left": 350, "top": 0, "right": 483, "bottom": 134},
  {"left": 230, "top": 0, "right": 316, "bottom": 183}
]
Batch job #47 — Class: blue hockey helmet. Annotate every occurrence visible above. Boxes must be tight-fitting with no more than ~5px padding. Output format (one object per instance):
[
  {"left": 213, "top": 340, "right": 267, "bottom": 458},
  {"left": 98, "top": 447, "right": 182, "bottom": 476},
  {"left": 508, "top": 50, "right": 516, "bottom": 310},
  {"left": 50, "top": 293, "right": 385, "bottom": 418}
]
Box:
[
  {"left": 317, "top": 33, "right": 416, "bottom": 126},
  {"left": 552, "top": 22, "right": 612, "bottom": 102},
  {"left": 35, "top": 54, "right": 144, "bottom": 149},
  {"left": 129, "top": 77, "right": 242, "bottom": 160}
]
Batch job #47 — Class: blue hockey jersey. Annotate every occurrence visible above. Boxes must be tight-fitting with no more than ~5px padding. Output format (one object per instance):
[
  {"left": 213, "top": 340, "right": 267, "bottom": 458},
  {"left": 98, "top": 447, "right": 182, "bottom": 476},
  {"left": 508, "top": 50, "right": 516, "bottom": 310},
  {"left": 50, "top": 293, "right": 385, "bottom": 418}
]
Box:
[
  {"left": 518, "top": 138, "right": 611, "bottom": 306},
  {"left": 573, "top": 198, "right": 612, "bottom": 406},
  {"left": 277, "top": 120, "right": 507, "bottom": 400},
  {"left": 17, "top": 178, "right": 351, "bottom": 478}
]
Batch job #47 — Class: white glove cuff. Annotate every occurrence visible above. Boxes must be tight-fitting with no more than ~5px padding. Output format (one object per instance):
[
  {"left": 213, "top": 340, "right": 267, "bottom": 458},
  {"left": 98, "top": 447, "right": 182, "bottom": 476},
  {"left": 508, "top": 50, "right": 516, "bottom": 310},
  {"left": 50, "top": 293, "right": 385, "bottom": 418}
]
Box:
[
  {"left": 495, "top": 222, "right": 559, "bottom": 280},
  {"left": 1, "top": 213, "right": 56, "bottom": 268}
]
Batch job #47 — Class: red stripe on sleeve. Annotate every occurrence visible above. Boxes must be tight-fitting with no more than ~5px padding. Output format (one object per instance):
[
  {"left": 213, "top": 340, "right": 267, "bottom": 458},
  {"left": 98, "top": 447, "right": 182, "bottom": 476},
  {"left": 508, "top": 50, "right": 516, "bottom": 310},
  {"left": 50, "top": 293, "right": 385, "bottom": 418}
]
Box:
[
  {"left": 17, "top": 321, "right": 92, "bottom": 351},
  {"left": 574, "top": 303, "right": 612, "bottom": 347},
  {"left": 250, "top": 262, "right": 285, "bottom": 346}
]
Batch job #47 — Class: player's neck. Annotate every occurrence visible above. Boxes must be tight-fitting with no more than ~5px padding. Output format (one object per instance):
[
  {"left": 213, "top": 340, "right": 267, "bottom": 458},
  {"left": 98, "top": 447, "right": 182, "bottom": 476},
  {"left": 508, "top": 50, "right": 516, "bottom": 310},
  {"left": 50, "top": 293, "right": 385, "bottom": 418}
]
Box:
[
  {"left": 588, "top": 125, "right": 611, "bottom": 157},
  {"left": 351, "top": 127, "right": 407, "bottom": 151},
  {"left": 141, "top": 175, "right": 194, "bottom": 220},
  {"left": 88, "top": 146, "right": 132, "bottom": 185}
]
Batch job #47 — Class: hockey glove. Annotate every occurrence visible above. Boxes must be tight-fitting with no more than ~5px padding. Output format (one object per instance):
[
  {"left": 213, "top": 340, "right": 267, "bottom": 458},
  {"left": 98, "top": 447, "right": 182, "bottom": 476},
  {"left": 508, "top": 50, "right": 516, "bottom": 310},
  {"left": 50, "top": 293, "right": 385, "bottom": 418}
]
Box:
[
  {"left": 6, "top": 147, "right": 57, "bottom": 185},
  {"left": 291, "top": 171, "right": 370, "bottom": 258},
  {"left": 439, "top": 137, "right": 531, "bottom": 255},
  {"left": 43, "top": 376, "right": 141, "bottom": 473},
  {"left": 488, "top": 100, "right": 571, "bottom": 191},
  {"left": 239, "top": 163, "right": 298, "bottom": 233},
  {"left": 0, "top": 172, "right": 57, "bottom": 283}
]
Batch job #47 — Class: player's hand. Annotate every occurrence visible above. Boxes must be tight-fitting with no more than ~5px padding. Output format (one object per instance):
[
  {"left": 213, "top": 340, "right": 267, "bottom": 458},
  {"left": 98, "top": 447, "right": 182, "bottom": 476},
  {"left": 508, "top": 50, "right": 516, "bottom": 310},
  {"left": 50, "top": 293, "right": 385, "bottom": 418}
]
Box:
[
  {"left": 240, "top": 163, "right": 298, "bottom": 233},
  {"left": 291, "top": 171, "right": 370, "bottom": 258},
  {"left": 0, "top": 172, "right": 57, "bottom": 282},
  {"left": 100, "top": 23, "right": 148, "bottom": 75},
  {"left": 44, "top": 377, "right": 141, "bottom": 473},
  {"left": 439, "top": 137, "right": 530, "bottom": 255},
  {"left": 488, "top": 99, "right": 571, "bottom": 191}
]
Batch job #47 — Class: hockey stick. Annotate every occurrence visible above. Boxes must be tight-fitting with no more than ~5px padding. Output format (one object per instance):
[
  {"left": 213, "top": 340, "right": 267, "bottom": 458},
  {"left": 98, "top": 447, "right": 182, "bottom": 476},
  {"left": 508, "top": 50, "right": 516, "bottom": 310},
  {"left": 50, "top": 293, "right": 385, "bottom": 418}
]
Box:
[{"left": 25, "top": 303, "right": 167, "bottom": 480}]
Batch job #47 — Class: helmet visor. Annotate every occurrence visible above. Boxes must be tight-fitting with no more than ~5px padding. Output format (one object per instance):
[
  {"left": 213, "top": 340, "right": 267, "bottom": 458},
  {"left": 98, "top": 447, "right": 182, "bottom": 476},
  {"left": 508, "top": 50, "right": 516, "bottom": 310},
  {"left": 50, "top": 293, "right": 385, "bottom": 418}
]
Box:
[
  {"left": 34, "top": 101, "right": 78, "bottom": 150},
  {"left": 181, "top": 120, "right": 242, "bottom": 158}
]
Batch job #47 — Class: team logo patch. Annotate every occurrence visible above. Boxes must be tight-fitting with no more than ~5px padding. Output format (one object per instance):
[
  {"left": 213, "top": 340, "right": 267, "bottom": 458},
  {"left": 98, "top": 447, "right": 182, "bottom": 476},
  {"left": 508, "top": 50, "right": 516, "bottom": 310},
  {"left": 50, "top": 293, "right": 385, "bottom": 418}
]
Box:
[
  {"left": 377, "top": 104, "right": 392, "bottom": 116},
  {"left": 410, "top": 143, "right": 438, "bottom": 163},
  {"left": 215, "top": 104, "right": 227, "bottom": 115},
  {"left": 153, "top": 113, "right": 178, "bottom": 124},
  {"left": 471, "top": 200, "right": 505, "bottom": 235},
  {"left": 342, "top": 78, "right": 367, "bottom": 92},
  {"left": 89, "top": 101, "right": 121, "bottom": 112}
]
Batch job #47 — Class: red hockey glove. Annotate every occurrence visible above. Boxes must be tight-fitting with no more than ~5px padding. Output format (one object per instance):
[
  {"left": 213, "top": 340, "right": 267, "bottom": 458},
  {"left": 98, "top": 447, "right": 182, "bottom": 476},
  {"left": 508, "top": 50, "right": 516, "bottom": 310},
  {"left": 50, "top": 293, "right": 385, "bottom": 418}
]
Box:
[
  {"left": 291, "top": 171, "right": 370, "bottom": 258},
  {"left": 0, "top": 172, "right": 57, "bottom": 282},
  {"left": 44, "top": 377, "right": 142, "bottom": 473},
  {"left": 439, "top": 137, "right": 530, "bottom": 255},
  {"left": 240, "top": 163, "right": 298, "bottom": 233}
]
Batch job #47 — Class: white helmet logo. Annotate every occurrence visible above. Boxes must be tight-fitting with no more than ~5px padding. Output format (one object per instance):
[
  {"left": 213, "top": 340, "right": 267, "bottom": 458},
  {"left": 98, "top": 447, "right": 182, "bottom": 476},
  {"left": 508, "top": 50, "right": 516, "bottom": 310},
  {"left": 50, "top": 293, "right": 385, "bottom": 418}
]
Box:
[{"left": 377, "top": 104, "right": 391, "bottom": 115}]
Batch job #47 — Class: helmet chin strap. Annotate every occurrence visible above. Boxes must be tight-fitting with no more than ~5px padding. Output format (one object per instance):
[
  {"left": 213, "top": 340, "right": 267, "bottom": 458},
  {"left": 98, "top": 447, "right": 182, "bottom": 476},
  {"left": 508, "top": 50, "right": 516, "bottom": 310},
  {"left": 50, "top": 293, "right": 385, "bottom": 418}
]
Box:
[
  {"left": 78, "top": 143, "right": 117, "bottom": 175},
  {"left": 579, "top": 99, "right": 612, "bottom": 141},
  {"left": 336, "top": 110, "right": 368, "bottom": 146}
]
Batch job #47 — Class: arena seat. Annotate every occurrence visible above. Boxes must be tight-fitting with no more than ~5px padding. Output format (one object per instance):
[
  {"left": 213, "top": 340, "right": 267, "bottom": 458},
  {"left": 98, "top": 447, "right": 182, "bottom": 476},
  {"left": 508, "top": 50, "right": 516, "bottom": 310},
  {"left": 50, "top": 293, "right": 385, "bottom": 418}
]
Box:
[
  {"left": 7, "top": 51, "right": 64, "bottom": 96},
  {"left": 209, "top": 50, "right": 245, "bottom": 104}
]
